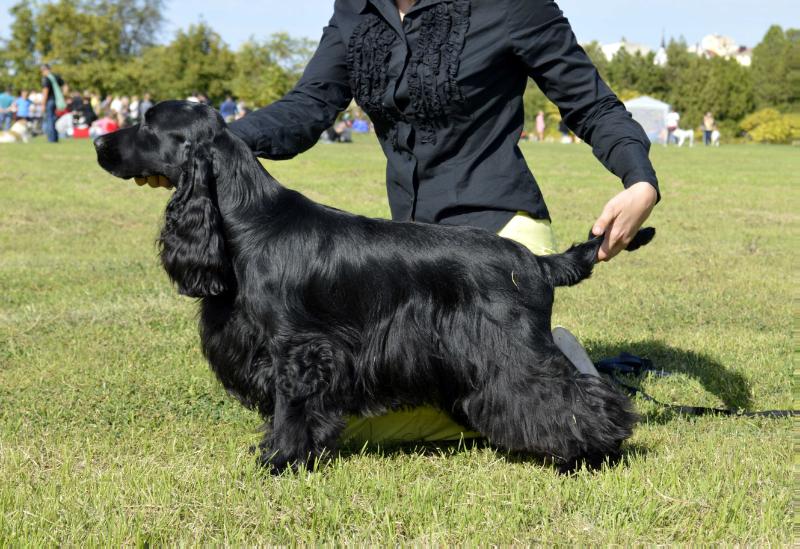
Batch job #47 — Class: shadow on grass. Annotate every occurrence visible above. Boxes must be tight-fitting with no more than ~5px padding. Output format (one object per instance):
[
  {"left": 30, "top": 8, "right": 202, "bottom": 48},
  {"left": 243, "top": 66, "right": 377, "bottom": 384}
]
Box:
[
  {"left": 584, "top": 339, "right": 754, "bottom": 414},
  {"left": 335, "top": 438, "right": 652, "bottom": 475}
]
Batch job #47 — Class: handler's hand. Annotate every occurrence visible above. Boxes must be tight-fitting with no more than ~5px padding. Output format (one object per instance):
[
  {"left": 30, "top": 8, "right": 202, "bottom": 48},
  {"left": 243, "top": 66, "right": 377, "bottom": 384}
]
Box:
[
  {"left": 592, "top": 182, "right": 658, "bottom": 262},
  {"left": 133, "top": 175, "right": 173, "bottom": 189}
]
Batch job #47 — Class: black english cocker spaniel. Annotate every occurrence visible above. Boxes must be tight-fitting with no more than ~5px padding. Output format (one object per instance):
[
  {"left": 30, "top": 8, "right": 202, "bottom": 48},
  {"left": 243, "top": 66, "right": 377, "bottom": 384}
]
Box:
[{"left": 95, "top": 100, "right": 654, "bottom": 472}]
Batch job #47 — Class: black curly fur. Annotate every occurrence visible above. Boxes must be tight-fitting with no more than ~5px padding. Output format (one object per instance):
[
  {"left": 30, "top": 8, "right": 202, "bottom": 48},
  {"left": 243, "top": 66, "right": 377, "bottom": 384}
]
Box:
[{"left": 95, "top": 101, "right": 646, "bottom": 473}]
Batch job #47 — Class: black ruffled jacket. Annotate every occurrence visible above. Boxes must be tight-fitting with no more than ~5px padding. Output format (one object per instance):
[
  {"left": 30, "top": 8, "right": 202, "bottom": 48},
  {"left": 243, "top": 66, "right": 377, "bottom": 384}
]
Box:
[{"left": 230, "top": 0, "right": 659, "bottom": 231}]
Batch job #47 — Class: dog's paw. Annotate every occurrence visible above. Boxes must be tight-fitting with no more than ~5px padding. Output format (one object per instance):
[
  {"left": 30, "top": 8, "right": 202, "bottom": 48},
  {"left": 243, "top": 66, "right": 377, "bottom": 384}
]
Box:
[{"left": 257, "top": 447, "right": 297, "bottom": 475}]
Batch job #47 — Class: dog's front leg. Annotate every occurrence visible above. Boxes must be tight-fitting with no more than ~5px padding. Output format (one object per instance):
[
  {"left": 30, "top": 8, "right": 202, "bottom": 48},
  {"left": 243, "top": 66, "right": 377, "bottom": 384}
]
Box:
[
  {"left": 257, "top": 342, "right": 345, "bottom": 473},
  {"left": 257, "top": 390, "right": 309, "bottom": 473}
]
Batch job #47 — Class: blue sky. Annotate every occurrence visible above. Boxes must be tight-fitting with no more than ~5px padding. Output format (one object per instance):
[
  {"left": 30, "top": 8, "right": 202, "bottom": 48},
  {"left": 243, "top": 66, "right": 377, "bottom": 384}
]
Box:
[{"left": 0, "top": 0, "right": 797, "bottom": 50}]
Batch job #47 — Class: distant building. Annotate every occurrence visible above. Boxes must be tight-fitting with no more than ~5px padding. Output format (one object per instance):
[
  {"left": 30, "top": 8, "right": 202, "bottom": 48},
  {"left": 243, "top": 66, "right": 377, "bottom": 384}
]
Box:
[
  {"left": 600, "top": 40, "right": 652, "bottom": 61},
  {"left": 688, "top": 34, "right": 752, "bottom": 66},
  {"left": 701, "top": 34, "right": 739, "bottom": 57},
  {"left": 734, "top": 47, "right": 753, "bottom": 67},
  {"left": 654, "top": 36, "right": 668, "bottom": 67},
  {"left": 598, "top": 33, "right": 752, "bottom": 67}
]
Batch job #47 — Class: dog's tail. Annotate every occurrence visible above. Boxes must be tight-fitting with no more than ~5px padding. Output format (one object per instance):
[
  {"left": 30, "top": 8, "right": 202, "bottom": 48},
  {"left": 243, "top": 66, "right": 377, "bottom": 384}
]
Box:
[{"left": 539, "top": 227, "right": 655, "bottom": 287}]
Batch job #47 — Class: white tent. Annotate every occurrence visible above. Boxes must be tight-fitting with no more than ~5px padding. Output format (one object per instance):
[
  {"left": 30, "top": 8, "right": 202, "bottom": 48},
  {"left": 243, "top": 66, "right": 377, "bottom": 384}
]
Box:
[{"left": 624, "top": 96, "right": 670, "bottom": 145}]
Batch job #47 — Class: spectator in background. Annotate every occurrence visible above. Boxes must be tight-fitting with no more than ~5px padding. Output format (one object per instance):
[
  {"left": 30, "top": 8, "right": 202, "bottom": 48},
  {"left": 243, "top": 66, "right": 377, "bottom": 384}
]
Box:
[
  {"left": 28, "top": 91, "right": 43, "bottom": 135},
  {"left": 90, "top": 93, "right": 101, "bottom": 113},
  {"left": 703, "top": 112, "right": 716, "bottom": 146},
  {"left": 665, "top": 108, "right": 680, "bottom": 145},
  {"left": 13, "top": 90, "right": 32, "bottom": 121},
  {"left": 118, "top": 96, "right": 131, "bottom": 127},
  {"left": 90, "top": 109, "right": 119, "bottom": 138},
  {"left": 235, "top": 98, "right": 247, "bottom": 120},
  {"left": 129, "top": 96, "right": 140, "bottom": 123},
  {"left": 40, "top": 64, "right": 66, "bottom": 143},
  {"left": 535, "top": 110, "right": 546, "bottom": 142},
  {"left": 220, "top": 95, "right": 238, "bottom": 123},
  {"left": 58, "top": 84, "right": 72, "bottom": 114},
  {"left": 321, "top": 120, "right": 352, "bottom": 143},
  {"left": 55, "top": 109, "right": 74, "bottom": 139},
  {"left": 109, "top": 96, "right": 123, "bottom": 117},
  {"left": 139, "top": 93, "right": 153, "bottom": 120},
  {"left": 67, "top": 90, "right": 84, "bottom": 113},
  {"left": 351, "top": 117, "right": 370, "bottom": 133},
  {"left": 0, "top": 87, "right": 14, "bottom": 130},
  {"left": 74, "top": 93, "right": 97, "bottom": 129}
]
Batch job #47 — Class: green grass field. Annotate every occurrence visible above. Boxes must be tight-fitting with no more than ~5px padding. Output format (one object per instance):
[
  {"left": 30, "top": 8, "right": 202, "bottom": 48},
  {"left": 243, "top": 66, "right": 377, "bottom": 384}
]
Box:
[{"left": 0, "top": 136, "right": 796, "bottom": 544}]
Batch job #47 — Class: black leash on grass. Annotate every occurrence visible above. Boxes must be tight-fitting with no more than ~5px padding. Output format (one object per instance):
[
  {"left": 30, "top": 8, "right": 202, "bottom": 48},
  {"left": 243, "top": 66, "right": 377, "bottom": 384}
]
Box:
[{"left": 595, "top": 353, "right": 799, "bottom": 418}]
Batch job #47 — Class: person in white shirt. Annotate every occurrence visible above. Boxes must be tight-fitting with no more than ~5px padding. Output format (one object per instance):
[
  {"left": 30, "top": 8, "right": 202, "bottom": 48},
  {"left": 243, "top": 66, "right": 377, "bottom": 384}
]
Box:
[{"left": 665, "top": 109, "right": 680, "bottom": 145}]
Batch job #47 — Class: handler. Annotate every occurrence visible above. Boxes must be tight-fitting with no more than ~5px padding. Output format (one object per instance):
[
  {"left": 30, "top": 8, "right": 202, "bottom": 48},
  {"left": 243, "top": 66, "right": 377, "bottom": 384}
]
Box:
[{"left": 137, "top": 0, "right": 660, "bottom": 445}]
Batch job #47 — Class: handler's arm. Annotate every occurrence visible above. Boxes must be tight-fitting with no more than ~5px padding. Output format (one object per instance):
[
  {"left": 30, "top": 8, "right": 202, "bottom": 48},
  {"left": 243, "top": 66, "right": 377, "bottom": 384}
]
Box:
[
  {"left": 228, "top": 16, "right": 353, "bottom": 160},
  {"left": 506, "top": 0, "right": 659, "bottom": 260}
]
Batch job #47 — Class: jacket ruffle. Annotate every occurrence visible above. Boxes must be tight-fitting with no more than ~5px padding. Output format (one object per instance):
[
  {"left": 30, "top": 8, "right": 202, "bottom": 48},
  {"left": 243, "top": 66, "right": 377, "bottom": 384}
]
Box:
[
  {"left": 347, "top": 0, "right": 471, "bottom": 147},
  {"left": 407, "top": 0, "right": 470, "bottom": 144},
  {"left": 346, "top": 13, "right": 401, "bottom": 147}
]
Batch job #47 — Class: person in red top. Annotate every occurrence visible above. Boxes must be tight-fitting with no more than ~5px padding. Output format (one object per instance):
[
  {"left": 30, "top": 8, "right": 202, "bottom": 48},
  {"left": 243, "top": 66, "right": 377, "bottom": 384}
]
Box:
[{"left": 90, "top": 111, "right": 119, "bottom": 138}]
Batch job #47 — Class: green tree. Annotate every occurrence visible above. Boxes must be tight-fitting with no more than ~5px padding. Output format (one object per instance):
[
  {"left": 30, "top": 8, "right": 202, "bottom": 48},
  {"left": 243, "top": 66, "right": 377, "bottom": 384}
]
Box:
[
  {"left": 35, "top": 0, "right": 121, "bottom": 65},
  {"left": 740, "top": 107, "right": 800, "bottom": 143},
  {"left": 701, "top": 57, "right": 755, "bottom": 122},
  {"left": 136, "top": 23, "right": 235, "bottom": 103},
  {"left": 32, "top": 0, "right": 125, "bottom": 93},
  {"left": 231, "top": 33, "right": 314, "bottom": 108},
  {"left": 93, "top": 0, "right": 165, "bottom": 57},
  {"left": 785, "top": 28, "right": 800, "bottom": 110},
  {"left": 1, "top": 1, "right": 39, "bottom": 90},
  {"left": 751, "top": 25, "right": 791, "bottom": 109},
  {"left": 0, "top": 0, "right": 166, "bottom": 94},
  {"left": 606, "top": 50, "right": 666, "bottom": 98}
]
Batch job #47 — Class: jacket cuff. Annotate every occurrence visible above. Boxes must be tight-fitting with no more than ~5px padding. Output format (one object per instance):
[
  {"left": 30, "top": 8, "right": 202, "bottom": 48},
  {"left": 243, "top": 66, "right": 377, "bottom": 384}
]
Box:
[
  {"left": 622, "top": 171, "right": 660, "bottom": 203},
  {"left": 612, "top": 142, "right": 660, "bottom": 203}
]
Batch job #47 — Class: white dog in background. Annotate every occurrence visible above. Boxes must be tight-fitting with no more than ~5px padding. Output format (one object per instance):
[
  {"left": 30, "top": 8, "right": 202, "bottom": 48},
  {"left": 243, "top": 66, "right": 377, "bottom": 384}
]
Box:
[
  {"left": 710, "top": 129, "right": 721, "bottom": 146},
  {"left": 0, "top": 120, "right": 32, "bottom": 144},
  {"left": 672, "top": 128, "right": 694, "bottom": 147}
]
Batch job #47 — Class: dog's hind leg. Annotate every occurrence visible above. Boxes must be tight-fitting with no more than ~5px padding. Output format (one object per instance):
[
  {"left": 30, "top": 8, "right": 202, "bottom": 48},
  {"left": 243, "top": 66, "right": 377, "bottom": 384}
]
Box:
[
  {"left": 257, "top": 338, "right": 346, "bottom": 473},
  {"left": 461, "top": 351, "right": 637, "bottom": 469}
]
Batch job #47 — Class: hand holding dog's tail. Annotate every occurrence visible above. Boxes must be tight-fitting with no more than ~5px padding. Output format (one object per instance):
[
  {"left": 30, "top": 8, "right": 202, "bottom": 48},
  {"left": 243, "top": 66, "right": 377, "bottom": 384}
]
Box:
[
  {"left": 592, "top": 181, "right": 659, "bottom": 261},
  {"left": 539, "top": 227, "right": 656, "bottom": 288}
]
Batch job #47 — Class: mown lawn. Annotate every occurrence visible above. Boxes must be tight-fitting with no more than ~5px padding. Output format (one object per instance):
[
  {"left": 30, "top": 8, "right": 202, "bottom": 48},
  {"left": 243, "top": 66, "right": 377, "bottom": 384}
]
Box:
[{"left": 0, "top": 136, "right": 795, "bottom": 544}]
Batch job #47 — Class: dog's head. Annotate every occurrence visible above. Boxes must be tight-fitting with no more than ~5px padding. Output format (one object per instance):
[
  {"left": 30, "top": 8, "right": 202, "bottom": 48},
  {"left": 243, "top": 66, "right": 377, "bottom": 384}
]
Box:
[{"left": 94, "top": 100, "right": 235, "bottom": 298}]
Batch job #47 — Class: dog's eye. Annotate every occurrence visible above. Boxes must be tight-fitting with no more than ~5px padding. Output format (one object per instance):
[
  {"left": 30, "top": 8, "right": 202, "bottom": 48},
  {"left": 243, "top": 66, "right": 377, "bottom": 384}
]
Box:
[{"left": 166, "top": 134, "right": 182, "bottom": 144}]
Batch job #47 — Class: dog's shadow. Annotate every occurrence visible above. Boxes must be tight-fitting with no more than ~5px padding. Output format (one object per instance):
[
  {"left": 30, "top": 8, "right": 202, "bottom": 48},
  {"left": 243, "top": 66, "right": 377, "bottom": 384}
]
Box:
[
  {"left": 584, "top": 339, "right": 754, "bottom": 423},
  {"left": 338, "top": 340, "right": 752, "bottom": 470},
  {"left": 337, "top": 438, "right": 652, "bottom": 474}
]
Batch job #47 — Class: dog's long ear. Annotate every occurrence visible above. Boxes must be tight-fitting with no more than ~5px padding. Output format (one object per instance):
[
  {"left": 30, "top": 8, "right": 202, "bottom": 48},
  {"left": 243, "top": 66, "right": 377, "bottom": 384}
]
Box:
[{"left": 159, "top": 145, "right": 233, "bottom": 297}]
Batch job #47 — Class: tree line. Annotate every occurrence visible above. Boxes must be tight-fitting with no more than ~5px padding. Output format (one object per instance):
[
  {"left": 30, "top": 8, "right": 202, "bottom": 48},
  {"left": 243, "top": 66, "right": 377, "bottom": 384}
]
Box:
[
  {"left": 1, "top": 0, "right": 797, "bottom": 142},
  {"left": 0, "top": 0, "right": 313, "bottom": 108},
  {"left": 526, "top": 28, "right": 798, "bottom": 143}
]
